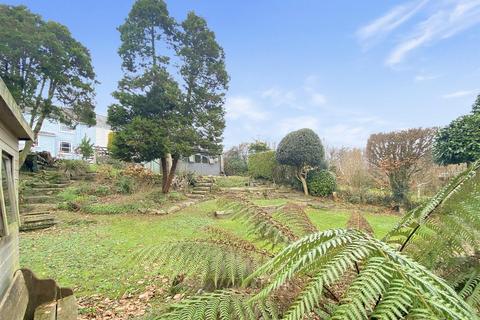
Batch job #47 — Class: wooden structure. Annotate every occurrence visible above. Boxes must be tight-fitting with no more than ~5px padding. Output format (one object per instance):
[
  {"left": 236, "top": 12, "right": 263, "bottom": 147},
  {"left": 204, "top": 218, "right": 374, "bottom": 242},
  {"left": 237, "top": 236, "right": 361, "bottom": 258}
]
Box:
[{"left": 0, "top": 77, "right": 77, "bottom": 319}]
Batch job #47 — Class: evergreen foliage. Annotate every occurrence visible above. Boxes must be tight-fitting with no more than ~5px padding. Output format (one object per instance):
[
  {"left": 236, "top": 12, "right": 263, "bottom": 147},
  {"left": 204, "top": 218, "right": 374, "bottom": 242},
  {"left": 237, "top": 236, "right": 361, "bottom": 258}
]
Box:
[
  {"left": 77, "top": 135, "right": 94, "bottom": 160},
  {"left": 433, "top": 96, "right": 480, "bottom": 165},
  {"left": 0, "top": 4, "right": 97, "bottom": 165},
  {"left": 276, "top": 129, "right": 325, "bottom": 195},
  {"left": 306, "top": 169, "right": 336, "bottom": 197},
  {"left": 248, "top": 151, "right": 276, "bottom": 180},
  {"left": 108, "top": 0, "right": 228, "bottom": 193}
]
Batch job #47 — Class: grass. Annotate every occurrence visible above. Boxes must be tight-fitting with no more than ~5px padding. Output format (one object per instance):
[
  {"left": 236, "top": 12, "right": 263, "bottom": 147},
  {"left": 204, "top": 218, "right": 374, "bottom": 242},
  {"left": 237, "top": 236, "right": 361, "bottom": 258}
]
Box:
[
  {"left": 215, "top": 176, "right": 250, "bottom": 188},
  {"left": 20, "top": 201, "right": 219, "bottom": 298},
  {"left": 19, "top": 194, "right": 398, "bottom": 315},
  {"left": 306, "top": 208, "right": 399, "bottom": 238}
]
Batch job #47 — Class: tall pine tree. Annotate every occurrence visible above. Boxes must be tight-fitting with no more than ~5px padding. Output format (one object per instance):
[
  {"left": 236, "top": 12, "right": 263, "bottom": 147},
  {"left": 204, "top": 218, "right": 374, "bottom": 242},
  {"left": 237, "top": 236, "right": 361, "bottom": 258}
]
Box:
[{"left": 108, "top": 0, "right": 229, "bottom": 193}]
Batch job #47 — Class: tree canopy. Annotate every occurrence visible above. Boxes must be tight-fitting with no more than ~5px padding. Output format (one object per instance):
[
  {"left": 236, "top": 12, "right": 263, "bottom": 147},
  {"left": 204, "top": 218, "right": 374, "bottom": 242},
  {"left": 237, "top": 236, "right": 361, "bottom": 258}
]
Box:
[
  {"left": 0, "top": 5, "right": 96, "bottom": 164},
  {"left": 433, "top": 94, "right": 480, "bottom": 165},
  {"left": 366, "top": 128, "right": 436, "bottom": 207},
  {"left": 108, "top": 0, "right": 229, "bottom": 192},
  {"left": 276, "top": 128, "right": 325, "bottom": 195}
]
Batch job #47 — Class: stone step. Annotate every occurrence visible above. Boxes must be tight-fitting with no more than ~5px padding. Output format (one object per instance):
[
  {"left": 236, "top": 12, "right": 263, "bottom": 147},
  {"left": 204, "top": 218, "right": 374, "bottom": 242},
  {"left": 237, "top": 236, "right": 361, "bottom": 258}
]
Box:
[
  {"left": 194, "top": 186, "right": 211, "bottom": 191},
  {"left": 192, "top": 190, "right": 208, "bottom": 195},
  {"left": 20, "top": 203, "right": 56, "bottom": 213},
  {"left": 20, "top": 219, "right": 57, "bottom": 232},
  {"left": 29, "top": 183, "right": 70, "bottom": 189},
  {"left": 188, "top": 194, "right": 205, "bottom": 199},
  {"left": 21, "top": 210, "right": 51, "bottom": 216},
  {"left": 22, "top": 195, "right": 57, "bottom": 204},
  {"left": 21, "top": 213, "right": 55, "bottom": 223},
  {"left": 196, "top": 183, "right": 214, "bottom": 187},
  {"left": 23, "top": 187, "right": 65, "bottom": 195}
]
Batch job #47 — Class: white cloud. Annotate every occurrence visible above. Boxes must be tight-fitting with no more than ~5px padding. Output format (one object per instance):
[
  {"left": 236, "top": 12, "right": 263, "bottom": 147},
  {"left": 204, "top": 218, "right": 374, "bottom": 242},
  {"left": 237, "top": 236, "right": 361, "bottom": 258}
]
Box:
[
  {"left": 260, "top": 87, "right": 296, "bottom": 107},
  {"left": 386, "top": 0, "right": 480, "bottom": 66},
  {"left": 356, "top": 0, "right": 429, "bottom": 46},
  {"left": 310, "top": 93, "right": 327, "bottom": 106},
  {"left": 357, "top": 0, "right": 480, "bottom": 66},
  {"left": 414, "top": 73, "right": 441, "bottom": 82},
  {"left": 225, "top": 96, "right": 268, "bottom": 121},
  {"left": 442, "top": 89, "right": 479, "bottom": 99}
]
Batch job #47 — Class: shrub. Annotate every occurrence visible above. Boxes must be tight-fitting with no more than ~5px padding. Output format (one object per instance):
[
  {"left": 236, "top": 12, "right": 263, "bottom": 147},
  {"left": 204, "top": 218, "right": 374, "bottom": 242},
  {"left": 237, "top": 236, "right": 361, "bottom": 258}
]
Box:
[
  {"left": 224, "top": 156, "right": 248, "bottom": 176},
  {"left": 248, "top": 151, "right": 276, "bottom": 180},
  {"left": 115, "top": 176, "right": 135, "bottom": 194},
  {"left": 307, "top": 169, "right": 336, "bottom": 197},
  {"left": 59, "top": 159, "right": 89, "bottom": 179},
  {"left": 337, "top": 187, "right": 393, "bottom": 206},
  {"left": 276, "top": 128, "right": 325, "bottom": 195},
  {"left": 77, "top": 135, "right": 94, "bottom": 160}
]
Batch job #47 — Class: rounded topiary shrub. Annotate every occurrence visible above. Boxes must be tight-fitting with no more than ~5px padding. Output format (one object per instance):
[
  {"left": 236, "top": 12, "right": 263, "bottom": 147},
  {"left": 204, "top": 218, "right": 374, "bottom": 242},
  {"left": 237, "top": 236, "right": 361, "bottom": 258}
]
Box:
[{"left": 307, "top": 169, "right": 336, "bottom": 197}]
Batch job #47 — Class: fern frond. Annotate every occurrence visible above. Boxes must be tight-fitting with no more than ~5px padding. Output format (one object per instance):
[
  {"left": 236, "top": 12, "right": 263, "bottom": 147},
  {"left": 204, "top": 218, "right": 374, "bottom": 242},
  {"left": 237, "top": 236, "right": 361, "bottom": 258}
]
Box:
[
  {"left": 385, "top": 160, "right": 480, "bottom": 248},
  {"left": 248, "top": 229, "right": 478, "bottom": 320},
  {"left": 136, "top": 240, "right": 264, "bottom": 289},
  {"left": 274, "top": 203, "right": 317, "bottom": 237},
  {"left": 217, "top": 196, "right": 298, "bottom": 245},
  {"left": 156, "top": 290, "right": 279, "bottom": 320}
]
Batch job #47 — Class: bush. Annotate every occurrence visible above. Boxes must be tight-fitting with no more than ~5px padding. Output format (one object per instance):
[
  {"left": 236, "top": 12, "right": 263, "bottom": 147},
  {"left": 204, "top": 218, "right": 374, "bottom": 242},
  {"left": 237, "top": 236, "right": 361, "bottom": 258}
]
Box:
[
  {"left": 224, "top": 156, "right": 248, "bottom": 176},
  {"left": 59, "top": 160, "right": 89, "bottom": 179},
  {"left": 248, "top": 151, "right": 276, "bottom": 180},
  {"left": 337, "top": 187, "right": 393, "bottom": 206},
  {"left": 115, "top": 176, "right": 135, "bottom": 194},
  {"left": 307, "top": 169, "right": 336, "bottom": 197}
]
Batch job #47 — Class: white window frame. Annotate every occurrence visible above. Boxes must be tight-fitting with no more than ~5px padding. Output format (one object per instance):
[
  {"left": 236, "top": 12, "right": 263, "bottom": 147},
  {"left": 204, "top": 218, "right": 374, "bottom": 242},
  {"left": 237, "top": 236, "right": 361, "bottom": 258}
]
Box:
[
  {"left": 60, "top": 124, "right": 75, "bottom": 134},
  {"left": 59, "top": 141, "right": 72, "bottom": 154}
]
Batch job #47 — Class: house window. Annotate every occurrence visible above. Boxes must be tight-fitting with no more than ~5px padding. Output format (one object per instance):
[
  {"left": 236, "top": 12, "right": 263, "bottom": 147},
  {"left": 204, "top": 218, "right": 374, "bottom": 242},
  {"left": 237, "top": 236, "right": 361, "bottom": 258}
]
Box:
[
  {"left": 60, "top": 141, "right": 72, "bottom": 153},
  {"left": 60, "top": 124, "right": 74, "bottom": 133},
  {"left": 194, "top": 154, "right": 202, "bottom": 163},
  {"left": 1, "top": 152, "right": 17, "bottom": 234},
  {"left": 202, "top": 156, "right": 209, "bottom": 164}
]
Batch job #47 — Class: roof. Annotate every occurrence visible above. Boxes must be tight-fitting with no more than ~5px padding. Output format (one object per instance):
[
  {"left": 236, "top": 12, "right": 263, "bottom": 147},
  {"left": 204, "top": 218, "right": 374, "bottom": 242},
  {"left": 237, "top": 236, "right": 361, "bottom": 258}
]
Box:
[{"left": 0, "top": 77, "right": 34, "bottom": 140}]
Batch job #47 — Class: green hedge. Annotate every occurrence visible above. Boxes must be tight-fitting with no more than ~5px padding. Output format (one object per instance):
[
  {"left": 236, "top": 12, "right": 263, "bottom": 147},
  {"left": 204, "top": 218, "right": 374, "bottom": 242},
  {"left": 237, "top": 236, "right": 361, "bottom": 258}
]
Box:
[
  {"left": 307, "top": 169, "right": 336, "bottom": 196},
  {"left": 248, "top": 151, "right": 276, "bottom": 180}
]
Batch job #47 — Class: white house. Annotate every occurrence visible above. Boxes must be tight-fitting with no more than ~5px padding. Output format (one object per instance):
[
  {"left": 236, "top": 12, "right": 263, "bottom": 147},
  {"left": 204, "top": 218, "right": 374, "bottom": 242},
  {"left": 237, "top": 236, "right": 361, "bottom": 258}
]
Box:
[{"left": 22, "top": 113, "right": 111, "bottom": 160}]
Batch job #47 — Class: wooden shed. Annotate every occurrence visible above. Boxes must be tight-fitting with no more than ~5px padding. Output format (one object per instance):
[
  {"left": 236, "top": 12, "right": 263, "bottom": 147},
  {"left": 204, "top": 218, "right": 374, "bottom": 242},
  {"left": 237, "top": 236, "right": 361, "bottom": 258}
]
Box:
[{"left": 0, "top": 78, "right": 76, "bottom": 319}]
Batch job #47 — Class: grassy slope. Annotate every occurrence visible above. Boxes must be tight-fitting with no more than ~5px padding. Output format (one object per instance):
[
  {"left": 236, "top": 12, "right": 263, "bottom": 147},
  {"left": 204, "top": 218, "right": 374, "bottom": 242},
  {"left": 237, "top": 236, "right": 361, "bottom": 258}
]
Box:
[{"left": 19, "top": 198, "right": 398, "bottom": 300}]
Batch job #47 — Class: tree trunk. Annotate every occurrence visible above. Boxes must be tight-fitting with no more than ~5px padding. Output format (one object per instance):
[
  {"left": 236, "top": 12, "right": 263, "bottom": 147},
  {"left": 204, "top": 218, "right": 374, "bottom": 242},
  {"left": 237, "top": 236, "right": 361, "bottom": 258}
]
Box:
[
  {"left": 19, "top": 113, "right": 46, "bottom": 166},
  {"left": 161, "top": 157, "right": 168, "bottom": 193},
  {"left": 163, "top": 156, "right": 179, "bottom": 194},
  {"left": 296, "top": 167, "right": 309, "bottom": 196},
  {"left": 300, "top": 175, "right": 308, "bottom": 196}
]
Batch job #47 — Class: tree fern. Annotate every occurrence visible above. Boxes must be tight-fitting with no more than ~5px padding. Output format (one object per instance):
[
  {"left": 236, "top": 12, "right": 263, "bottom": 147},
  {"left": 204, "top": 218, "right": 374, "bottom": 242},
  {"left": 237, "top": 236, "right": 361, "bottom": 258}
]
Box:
[
  {"left": 155, "top": 290, "right": 279, "bottom": 320},
  {"left": 217, "top": 196, "right": 298, "bottom": 245},
  {"left": 274, "top": 203, "right": 317, "bottom": 237},
  {"left": 135, "top": 239, "right": 264, "bottom": 289},
  {"left": 247, "top": 229, "right": 478, "bottom": 320}
]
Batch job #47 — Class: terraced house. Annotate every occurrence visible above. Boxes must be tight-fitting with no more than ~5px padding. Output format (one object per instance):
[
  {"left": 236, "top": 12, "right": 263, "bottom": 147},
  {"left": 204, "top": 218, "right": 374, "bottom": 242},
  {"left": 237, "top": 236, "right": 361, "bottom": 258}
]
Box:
[{"left": 21, "top": 112, "right": 111, "bottom": 160}]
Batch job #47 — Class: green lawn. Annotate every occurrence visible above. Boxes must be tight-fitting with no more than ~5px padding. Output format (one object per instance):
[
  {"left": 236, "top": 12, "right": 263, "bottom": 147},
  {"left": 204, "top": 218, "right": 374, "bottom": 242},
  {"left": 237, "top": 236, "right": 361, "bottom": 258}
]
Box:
[
  {"left": 20, "top": 197, "right": 398, "bottom": 304},
  {"left": 306, "top": 208, "right": 399, "bottom": 238}
]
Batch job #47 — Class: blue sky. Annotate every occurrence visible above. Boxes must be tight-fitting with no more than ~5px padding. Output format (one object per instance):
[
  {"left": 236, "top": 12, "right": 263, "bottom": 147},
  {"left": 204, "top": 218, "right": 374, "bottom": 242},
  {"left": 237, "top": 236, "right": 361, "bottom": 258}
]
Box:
[{"left": 5, "top": 0, "right": 480, "bottom": 149}]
